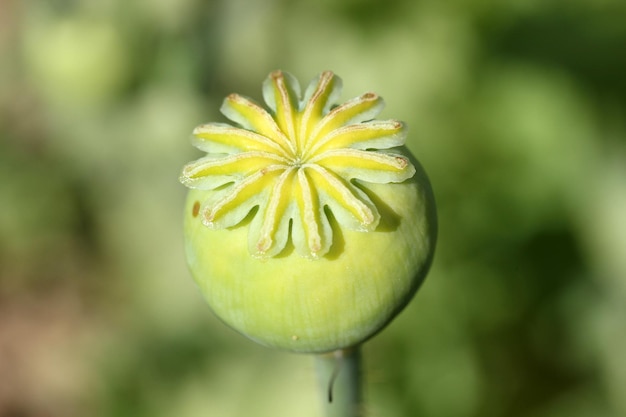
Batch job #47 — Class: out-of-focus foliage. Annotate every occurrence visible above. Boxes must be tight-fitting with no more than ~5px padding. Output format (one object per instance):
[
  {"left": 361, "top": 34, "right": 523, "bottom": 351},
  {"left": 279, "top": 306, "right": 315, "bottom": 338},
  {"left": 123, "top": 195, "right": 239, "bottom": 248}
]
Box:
[{"left": 1, "top": 0, "right": 625, "bottom": 416}]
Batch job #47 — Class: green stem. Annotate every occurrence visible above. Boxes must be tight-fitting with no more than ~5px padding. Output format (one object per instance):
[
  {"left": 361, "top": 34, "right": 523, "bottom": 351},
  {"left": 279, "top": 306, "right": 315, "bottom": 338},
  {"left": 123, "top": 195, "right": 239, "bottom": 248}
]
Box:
[{"left": 314, "top": 346, "right": 363, "bottom": 417}]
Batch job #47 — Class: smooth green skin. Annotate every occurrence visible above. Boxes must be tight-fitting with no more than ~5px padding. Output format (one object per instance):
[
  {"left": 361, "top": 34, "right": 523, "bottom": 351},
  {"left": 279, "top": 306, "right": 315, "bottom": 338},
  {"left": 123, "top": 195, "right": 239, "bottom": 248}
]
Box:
[{"left": 184, "top": 153, "right": 437, "bottom": 353}]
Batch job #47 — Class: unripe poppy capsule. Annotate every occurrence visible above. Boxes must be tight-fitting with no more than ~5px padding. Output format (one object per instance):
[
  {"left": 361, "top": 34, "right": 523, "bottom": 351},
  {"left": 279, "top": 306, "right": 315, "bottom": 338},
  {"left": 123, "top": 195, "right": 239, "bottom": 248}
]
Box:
[{"left": 181, "top": 71, "right": 436, "bottom": 353}]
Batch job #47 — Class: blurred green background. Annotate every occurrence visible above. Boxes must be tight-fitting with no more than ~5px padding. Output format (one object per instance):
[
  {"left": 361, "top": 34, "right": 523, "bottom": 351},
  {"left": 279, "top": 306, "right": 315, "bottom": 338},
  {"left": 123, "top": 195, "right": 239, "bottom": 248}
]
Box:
[{"left": 1, "top": 0, "right": 626, "bottom": 416}]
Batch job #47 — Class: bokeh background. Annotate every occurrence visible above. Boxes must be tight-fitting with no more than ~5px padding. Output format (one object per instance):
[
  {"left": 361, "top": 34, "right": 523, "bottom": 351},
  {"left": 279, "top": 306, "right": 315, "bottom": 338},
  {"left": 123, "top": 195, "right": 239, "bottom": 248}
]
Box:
[{"left": 1, "top": 0, "right": 625, "bottom": 416}]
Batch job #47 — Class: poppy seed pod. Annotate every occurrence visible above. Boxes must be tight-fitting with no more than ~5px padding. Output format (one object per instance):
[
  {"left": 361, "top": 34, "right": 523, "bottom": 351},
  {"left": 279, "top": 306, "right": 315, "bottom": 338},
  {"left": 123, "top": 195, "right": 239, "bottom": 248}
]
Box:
[{"left": 181, "top": 71, "right": 436, "bottom": 353}]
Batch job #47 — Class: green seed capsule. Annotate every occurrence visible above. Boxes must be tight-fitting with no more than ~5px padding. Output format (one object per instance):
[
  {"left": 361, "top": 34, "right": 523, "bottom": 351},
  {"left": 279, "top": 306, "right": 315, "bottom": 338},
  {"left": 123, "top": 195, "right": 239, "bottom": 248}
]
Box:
[{"left": 181, "top": 71, "right": 437, "bottom": 353}]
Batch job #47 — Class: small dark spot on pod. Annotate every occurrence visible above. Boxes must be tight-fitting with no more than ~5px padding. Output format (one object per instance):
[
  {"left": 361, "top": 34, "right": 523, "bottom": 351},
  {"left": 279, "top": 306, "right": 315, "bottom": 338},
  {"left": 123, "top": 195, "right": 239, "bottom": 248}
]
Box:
[{"left": 192, "top": 201, "right": 201, "bottom": 218}]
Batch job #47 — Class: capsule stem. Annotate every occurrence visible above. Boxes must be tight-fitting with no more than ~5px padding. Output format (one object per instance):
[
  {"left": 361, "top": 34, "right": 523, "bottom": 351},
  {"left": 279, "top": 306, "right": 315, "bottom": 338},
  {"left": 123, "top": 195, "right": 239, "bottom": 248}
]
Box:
[{"left": 315, "top": 346, "right": 363, "bottom": 417}]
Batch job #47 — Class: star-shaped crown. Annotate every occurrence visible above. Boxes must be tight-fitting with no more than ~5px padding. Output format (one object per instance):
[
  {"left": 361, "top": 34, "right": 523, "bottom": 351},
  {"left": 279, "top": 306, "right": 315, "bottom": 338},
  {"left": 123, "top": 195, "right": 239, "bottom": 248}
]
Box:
[{"left": 180, "top": 70, "right": 415, "bottom": 259}]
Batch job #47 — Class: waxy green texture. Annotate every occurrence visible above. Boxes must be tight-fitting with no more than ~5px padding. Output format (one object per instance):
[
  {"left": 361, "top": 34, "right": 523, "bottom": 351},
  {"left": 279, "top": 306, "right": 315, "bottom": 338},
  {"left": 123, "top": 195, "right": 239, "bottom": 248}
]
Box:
[{"left": 181, "top": 71, "right": 436, "bottom": 353}]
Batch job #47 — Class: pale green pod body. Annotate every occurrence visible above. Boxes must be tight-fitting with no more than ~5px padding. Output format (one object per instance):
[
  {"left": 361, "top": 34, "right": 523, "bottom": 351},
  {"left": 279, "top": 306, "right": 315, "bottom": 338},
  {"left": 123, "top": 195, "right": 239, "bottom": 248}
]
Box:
[{"left": 184, "top": 152, "right": 436, "bottom": 353}]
